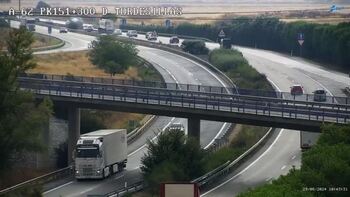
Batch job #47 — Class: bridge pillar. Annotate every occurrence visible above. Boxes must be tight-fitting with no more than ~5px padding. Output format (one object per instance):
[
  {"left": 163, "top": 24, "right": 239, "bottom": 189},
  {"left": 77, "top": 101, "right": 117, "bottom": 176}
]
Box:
[
  {"left": 68, "top": 107, "right": 80, "bottom": 165},
  {"left": 188, "top": 118, "right": 200, "bottom": 141}
]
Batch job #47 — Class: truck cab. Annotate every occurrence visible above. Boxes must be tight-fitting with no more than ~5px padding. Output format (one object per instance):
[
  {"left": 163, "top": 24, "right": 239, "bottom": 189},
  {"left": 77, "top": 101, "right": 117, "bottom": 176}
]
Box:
[{"left": 75, "top": 129, "right": 127, "bottom": 179}]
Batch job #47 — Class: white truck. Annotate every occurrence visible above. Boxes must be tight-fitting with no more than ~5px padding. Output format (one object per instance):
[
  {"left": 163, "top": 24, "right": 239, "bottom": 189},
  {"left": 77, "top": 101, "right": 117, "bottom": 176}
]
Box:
[
  {"left": 75, "top": 129, "right": 127, "bottom": 179},
  {"left": 300, "top": 131, "right": 321, "bottom": 150},
  {"left": 98, "top": 19, "right": 115, "bottom": 34}
]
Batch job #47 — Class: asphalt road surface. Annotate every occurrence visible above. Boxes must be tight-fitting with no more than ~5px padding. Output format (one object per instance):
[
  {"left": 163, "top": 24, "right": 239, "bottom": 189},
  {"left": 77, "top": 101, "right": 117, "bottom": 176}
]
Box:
[
  {"left": 10, "top": 22, "right": 232, "bottom": 196},
  {"left": 12, "top": 20, "right": 349, "bottom": 196}
]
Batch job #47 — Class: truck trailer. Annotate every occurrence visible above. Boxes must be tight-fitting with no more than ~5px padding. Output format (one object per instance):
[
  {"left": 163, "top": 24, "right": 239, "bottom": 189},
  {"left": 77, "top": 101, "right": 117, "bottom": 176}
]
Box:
[
  {"left": 300, "top": 131, "right": 321, "bottom": 150},
  {"left": 75, "top": 129, "right": 127, "bottom": 179},
  {"left": 98, "top": 19, "right": 115, "bottom": 34}
]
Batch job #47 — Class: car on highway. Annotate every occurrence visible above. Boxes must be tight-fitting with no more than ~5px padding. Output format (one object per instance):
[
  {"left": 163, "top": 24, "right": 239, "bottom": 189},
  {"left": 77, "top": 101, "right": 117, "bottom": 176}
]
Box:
[
  {"left": 83, "top": 24, "right": 94, "bottom": 32},
  {"left": 290, "top": 84, "right": 304, "bottom": 95},
  {"left": 147, "top": 31, "right": 158, "bottom": 41},
  {"left": 127, "top": 30, "right": 138, "bottom": 37},
  {"left": 169, "top": 36, "right": 180, "bottom": 44},
  {"left": 114, "top": 29, "right": 122, "bottom": 35},
  {"left": 145, "top": 31, "right": 153, "bottom": 39},
  {"left": 59, "top": 27, "right": 68, "bottom": 33},
  {"left": 167, "top": 123, "right": 185, "bottom": 132},
  {"left": 313, "top": 89, "right": 327, "bottom": 102}
]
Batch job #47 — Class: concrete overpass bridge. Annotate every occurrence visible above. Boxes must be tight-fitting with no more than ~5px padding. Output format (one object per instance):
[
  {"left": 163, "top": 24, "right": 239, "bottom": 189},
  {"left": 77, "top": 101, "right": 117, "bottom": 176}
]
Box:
[{"left": 18, "top": 74, "right": 350, "bottom": 162}]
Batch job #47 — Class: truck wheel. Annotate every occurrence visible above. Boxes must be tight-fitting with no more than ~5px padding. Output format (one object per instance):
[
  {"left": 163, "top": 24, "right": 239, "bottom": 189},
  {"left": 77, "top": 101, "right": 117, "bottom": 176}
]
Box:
[{"left": 118, "top": 164, "right": 124, "bottom": 172}]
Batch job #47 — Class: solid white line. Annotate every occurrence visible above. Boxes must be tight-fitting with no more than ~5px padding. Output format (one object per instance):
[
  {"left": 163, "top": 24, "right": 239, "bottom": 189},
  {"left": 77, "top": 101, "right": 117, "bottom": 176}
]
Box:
[
  {"left": 127, "top": 117, "right": 176, "bottom": 157},
  {"left": 204, "top": 123, "right": 228, "bottom": 149},
  {"left": 148, "top": 60, "right": 179, "bottom": 84},
  {"left": 42, "top": 181, "right": 74, "bottom": 194},
  {"left": 266, "top": 78, "right": 282, "bottom": 93},
  {"left": 201, "top": 129, "right": 285, "bottom": 196},
  {"left": 299, "top": 71, "right": 334, "bottom": 97},
  {"left": 281, "top": 165, "right": 286, "bottom": 170}
]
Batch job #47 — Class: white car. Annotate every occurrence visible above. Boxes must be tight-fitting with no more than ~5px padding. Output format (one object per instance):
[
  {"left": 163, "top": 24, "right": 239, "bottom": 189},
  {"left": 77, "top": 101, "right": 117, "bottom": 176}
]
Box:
[
  {"left": 59, "top": 27, "right": 68, "bottom": 33},
  {"left": 167, "top": 123, "right": 185, "bottom": 132},
  {"left": 114, "top": 29, "right": 122, "bottom": 35},
  {"left": 83, "top": 25, "right": 94, "bottom": 32},
  {"left": 127, "top": 30, "right": 138, "bottom": 37},
  {"left": 147, "top": 31, "right": 158, "bottom": 41}
]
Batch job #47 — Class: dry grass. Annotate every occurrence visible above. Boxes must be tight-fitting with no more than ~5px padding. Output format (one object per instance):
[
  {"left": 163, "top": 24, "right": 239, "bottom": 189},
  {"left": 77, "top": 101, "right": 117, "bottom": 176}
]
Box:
[
  {"left": 0, "top": 28, "right": 61, "bottom": 49},
  {"left": 31, "top": 51, "right": 140, "bottom": 79},
  {"left": 32, "top": 33, "right": 61, "bottom": 48},
  {"left": 104, "top": 112, "right": 146, "bottom": 130}
]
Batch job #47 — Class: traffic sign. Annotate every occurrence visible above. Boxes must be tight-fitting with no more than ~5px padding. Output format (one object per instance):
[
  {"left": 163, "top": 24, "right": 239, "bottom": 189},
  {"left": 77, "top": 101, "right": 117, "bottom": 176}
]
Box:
[
  {"left": 165, "top": 19, "right": 171, "bottom": 28},
  {"left": 218, "top": 29, "right": 226, "bottom": 38},
  {"left": 297, "top": 33, "right": 304, "bottom": 46}
]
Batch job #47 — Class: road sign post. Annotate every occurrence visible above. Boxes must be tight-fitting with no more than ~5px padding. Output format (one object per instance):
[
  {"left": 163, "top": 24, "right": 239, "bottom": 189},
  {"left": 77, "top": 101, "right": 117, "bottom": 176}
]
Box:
[
  {"left": 297, "top": 33, "right": 304, "bottom": 57},
  {"left": 218, "top": 29, "right": 226, "bottom": 44}
]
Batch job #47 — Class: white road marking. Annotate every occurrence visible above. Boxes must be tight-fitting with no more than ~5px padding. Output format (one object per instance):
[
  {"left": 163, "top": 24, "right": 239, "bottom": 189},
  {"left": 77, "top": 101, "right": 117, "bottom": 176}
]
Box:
[
  {"left": 291, "top": 155, "right": 296, "bottom": 160},
  {"left": 204, "top": 122, "right": 228, "bottom": 149},
  {"left": 281, "top": 165, "right": 286, "bottom": 170},
  {"left": 42, "top": 181, "right": 74, "bottom": 194},
  {"left": 201, "top": 129, "right": 285, "bottom": 196},
  {"left": 128, "top": 117, "right": 176, "bottom": 157},
  {"left": 265, "top": 177, "right": 272, "bottom": 182},
  {"left": 298, "top": 71, "right": 334, "bottom": 97}
]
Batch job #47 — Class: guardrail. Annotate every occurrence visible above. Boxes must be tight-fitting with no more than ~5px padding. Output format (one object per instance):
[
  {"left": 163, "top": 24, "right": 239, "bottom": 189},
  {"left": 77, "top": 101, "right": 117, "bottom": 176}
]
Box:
[
  {"left": 192, "top": 128, "right": 275, "bottom": 189},
  {"left": 113, "top": 36, "right": 237, "bottom": 91},
  {"left": 32, "top": 32, "right": 66, "bottom": 52},
  {"left": 19, "top": 73, "right": 350, "bottom": 105},
  {"left": 0, "top": 114, "right": 156, "bottom": 196},
  {"left": 87, "top": 181, "right": 144, "bottom": 197},
  {"left": 0, "top": 166, "right": 74, "bottom": 195},
  {"left": 19, "top": 77, "right": 350, "bottom": 110},
  {"left": 127, "top": 115, "right": 157, "bottom": 144}
]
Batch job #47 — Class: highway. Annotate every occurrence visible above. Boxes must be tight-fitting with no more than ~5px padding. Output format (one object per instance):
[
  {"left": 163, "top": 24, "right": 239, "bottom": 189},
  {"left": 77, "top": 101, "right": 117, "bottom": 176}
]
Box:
[
  {"left": 129, "top": 29, "right": 350, "bottom": 196},
  {"left": 117, "top": 24, "right": 350, "bottom": 196},
  {"left": 11, "top": 20, "right": 350, "bottom": 196},
  {"left": 201, "top": 46, "right": 350, "bottom": 196},
  {"left": 9, "top": 22, "right": 232, "bottom": 196}
]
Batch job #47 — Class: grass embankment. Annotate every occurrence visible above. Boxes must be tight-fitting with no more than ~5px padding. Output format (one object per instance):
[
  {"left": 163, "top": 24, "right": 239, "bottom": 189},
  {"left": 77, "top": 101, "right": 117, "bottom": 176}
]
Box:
[
  {"left": 32, "top": 33, "right": 61, "bottom": 48},
  {"left": 209, "top": 48, "right": 273, "bottom": 90},
  {"left": 0, "top": 27, "right": 61, "bottom": 49},
  {"left": 202, "top": 49, "right": 273, "bottom": 172},
  {"left": 32, "top": 51, "right": 162, "bottom": 134},
  {"left": 203, "top": 125, "right": 270, "bottom": 172}
]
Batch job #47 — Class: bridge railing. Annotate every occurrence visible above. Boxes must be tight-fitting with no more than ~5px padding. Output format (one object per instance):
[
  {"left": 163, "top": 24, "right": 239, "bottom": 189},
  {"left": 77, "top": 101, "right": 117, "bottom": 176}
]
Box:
[
  {"left": 19, "top": 78, "right": 350, "bottom": 124},
  {"left": 19, "top": 73, "right": 350, "bottom": 105}
]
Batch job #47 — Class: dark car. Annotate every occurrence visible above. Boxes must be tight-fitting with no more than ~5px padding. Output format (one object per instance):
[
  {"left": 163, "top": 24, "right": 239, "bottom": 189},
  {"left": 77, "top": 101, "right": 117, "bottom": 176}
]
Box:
[
  {"left": 313, "top": 89, "right": 327, "bottom": 102},
  {"left": 169, "top": 36, "right": 180, "bottom": 44}
]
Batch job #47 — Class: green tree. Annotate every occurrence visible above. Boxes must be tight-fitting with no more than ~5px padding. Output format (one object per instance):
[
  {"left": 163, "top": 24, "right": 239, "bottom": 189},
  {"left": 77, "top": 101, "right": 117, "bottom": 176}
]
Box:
[
  {"left": 88, "top": 35, "right": 138, "bottom": 75},
  {"left": 181, "top": 40, "right": 209, "bottom": 55},
  {"left": 0, "top": 27, "right": 52, "bottom": 174},
  {"left": 141, "top": 130, "right": 204, "bottom": 194}
]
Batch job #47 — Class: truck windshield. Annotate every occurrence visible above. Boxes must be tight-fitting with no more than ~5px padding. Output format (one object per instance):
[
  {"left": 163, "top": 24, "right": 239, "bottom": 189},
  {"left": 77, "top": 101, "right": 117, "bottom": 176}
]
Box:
[{"left": 76, "top": 147, "right": 100, "bottom": 158}]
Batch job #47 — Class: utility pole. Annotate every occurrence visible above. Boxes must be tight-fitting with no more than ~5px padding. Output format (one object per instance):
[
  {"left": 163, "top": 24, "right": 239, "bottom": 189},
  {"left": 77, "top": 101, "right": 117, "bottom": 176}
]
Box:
[{"left": 19, "top": 0, "right": 21, "bottom": 11}]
